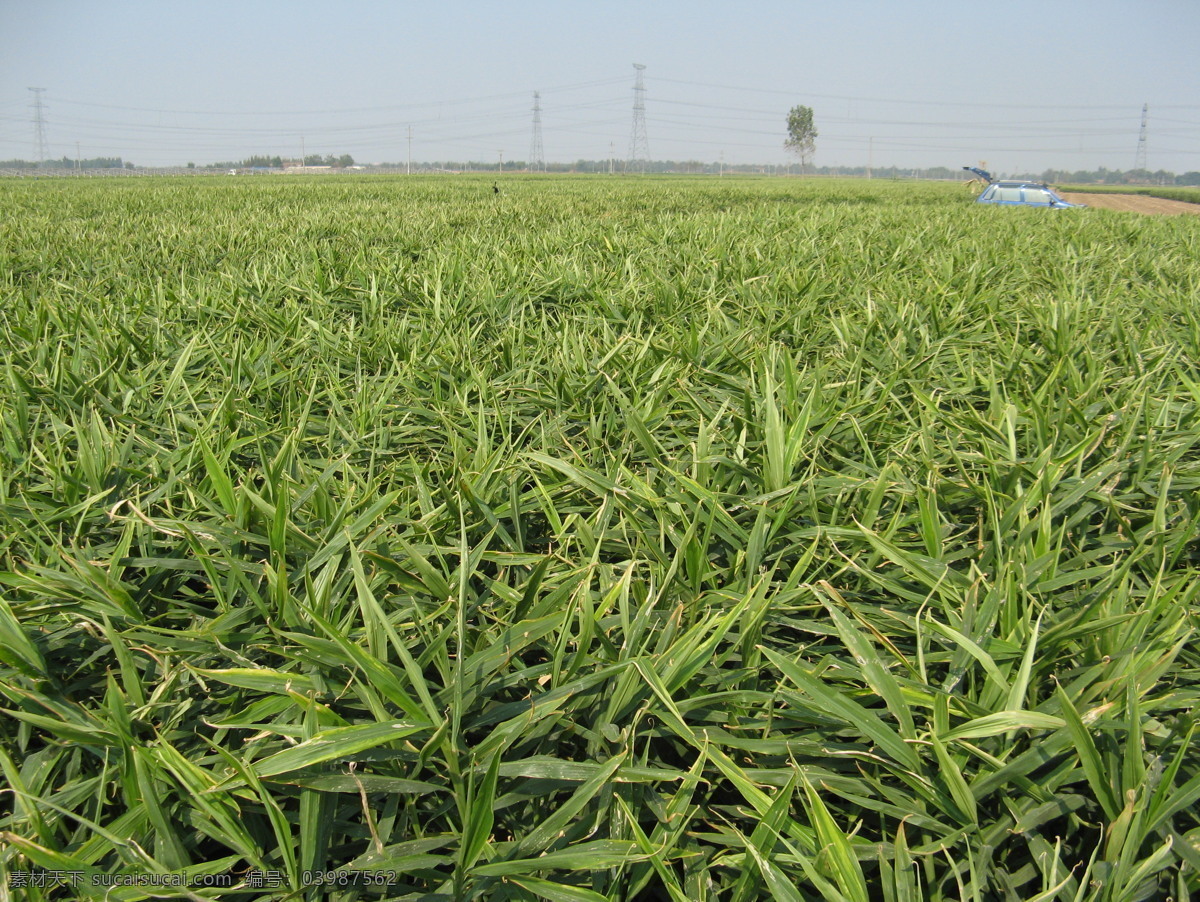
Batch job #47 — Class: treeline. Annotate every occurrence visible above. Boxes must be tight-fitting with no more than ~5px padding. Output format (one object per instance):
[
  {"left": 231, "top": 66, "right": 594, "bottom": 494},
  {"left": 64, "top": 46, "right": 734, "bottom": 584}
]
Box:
[
  {"left": 0, "top": 156, "right": 129, "bottom": 169},
  {"left": 6, "top": 155, "right": 1196, "bottom": 184},
  {"left": 202, "top": 154, "right": 356, "bottom": 169},
  {"left": 1021, "top": 167, "right": 1200, "bottom": 186}
]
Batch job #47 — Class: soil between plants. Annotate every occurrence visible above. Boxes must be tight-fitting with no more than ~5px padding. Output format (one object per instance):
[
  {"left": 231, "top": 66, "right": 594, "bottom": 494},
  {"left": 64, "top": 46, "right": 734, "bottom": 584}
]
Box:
[{"left": 1058, "top": 192, "right": 1200, "bottom": 215}]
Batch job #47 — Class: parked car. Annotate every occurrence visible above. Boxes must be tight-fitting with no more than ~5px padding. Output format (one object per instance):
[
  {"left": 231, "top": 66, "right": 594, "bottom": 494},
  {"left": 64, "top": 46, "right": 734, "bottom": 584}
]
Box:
[
  {"left": 963, "top": 166, "right": 1084, "bottom": 208},
  {"left": 977, "top": 180, "right": 1083, "bottom": 208}
]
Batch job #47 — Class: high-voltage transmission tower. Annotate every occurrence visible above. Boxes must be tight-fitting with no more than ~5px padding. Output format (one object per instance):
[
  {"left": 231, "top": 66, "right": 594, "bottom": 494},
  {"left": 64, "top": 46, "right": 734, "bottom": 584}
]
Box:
[
  {"left": 627, "top": 64, "right": 650, "bottom": 173},
  {"left": 529, "top": 92, "right": 545, "bottom": 172},
  {"left": 1134, "top": 103, "right": 1148, "bottom": 172},
  {"left": 29, "top": 87, "right": 49, "bottom": 166}
]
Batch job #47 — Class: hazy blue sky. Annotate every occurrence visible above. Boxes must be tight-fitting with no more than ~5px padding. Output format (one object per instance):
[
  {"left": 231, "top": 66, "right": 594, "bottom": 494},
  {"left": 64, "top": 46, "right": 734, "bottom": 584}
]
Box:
[{"left": 2, "top": 0, "right": 1198, "bottom": 173}]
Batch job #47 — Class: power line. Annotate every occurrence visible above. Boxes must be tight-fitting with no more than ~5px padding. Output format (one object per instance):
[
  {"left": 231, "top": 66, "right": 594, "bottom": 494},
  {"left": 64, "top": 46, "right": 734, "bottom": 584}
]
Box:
[
  {"left": 6, "top": 75, "right": 1193, "bottom": 171},
  {"left": 46, "top": 77, "right": 630, "bottom": 118},
  {"left": 653, "top": 76, "right": 1199, "bottom": 112}
]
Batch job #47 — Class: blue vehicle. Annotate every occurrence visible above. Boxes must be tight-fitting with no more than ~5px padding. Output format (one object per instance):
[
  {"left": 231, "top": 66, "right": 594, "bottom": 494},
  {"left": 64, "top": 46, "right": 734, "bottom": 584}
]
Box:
[{"left": 963, "top": 166, "right": 1084, "bottom": 208}]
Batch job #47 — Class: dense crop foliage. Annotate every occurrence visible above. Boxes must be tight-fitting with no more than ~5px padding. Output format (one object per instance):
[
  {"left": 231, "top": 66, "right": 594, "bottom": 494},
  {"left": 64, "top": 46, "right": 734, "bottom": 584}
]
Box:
[{"left": 2, "top": 175, "right": 1200, "bottom": 901}]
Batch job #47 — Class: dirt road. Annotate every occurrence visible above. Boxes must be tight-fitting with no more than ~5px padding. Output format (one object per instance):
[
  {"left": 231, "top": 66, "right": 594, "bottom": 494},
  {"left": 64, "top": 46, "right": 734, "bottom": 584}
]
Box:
[{"left": 1058, "top": 192, "right": 1200, "bottom": 216}]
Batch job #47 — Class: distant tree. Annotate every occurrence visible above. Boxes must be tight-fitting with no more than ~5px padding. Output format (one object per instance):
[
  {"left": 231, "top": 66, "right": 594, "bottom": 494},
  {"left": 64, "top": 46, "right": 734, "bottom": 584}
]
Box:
[
  {"left": 337, "top": 154, "right": 354, "bottom": 168},
  {"left": 785, "top": 105, "right": 817, "bottom": 172}
]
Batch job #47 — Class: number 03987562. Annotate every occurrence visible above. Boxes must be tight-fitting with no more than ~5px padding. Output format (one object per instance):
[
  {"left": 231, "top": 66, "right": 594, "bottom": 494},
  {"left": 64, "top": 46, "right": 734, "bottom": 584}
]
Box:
[{"left": 301, "top": 870, "right": 398, "bottom": 887}]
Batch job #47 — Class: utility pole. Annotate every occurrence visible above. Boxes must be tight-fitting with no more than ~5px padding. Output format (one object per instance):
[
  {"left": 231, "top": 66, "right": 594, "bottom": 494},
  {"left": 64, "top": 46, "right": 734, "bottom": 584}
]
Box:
[
  {"left": 627, "top": 64, "right": 649, "bottom": 173},
  {"left": 529, "top": 92, "right": 544, "bottom": 172},
  {"left": 1134, "top": 103, "right": 1148, "bottom": 173},
  {"left": 498, "top": 150, "right": 503, "bottom": 172},
  {"left": 719, "top": 150, "right": 724, "bottom": 177},
  {"left": 28, "top": 87, "right": 49, "bottom": 166},
  {"left": 407, "top": 126, "right": 412, "bottom": 175},
  {"left": 300, "top": 136, "right": 306, "bottom": 167},
  {"left": 75, "top": 141, "right": 81, "bottom": 173},
  {"left": 609, "top": 142, "right": 615, "bottom": 174},
  {"left": 868, "top": 137, "right": 873, "bottom": 179}
]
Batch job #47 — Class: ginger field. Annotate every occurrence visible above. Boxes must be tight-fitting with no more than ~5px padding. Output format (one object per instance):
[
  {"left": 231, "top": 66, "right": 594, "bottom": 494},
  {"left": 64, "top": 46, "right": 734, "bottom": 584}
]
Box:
[{"left": 2, "top": 175, "right": 1200, "bottom": 900}]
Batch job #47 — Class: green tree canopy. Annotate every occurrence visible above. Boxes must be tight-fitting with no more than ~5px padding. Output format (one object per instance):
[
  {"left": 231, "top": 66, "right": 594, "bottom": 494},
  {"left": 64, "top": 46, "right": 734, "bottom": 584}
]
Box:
[{"left": 785, "top": 105, "right": 817, "bottom": 171}]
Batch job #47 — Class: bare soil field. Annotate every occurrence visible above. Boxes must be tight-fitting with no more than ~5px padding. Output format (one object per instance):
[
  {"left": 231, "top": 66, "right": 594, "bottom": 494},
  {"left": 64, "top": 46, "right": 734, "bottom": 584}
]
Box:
[{"left": 1058, "top": 192, "right": 1200, "bottom": 216}]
